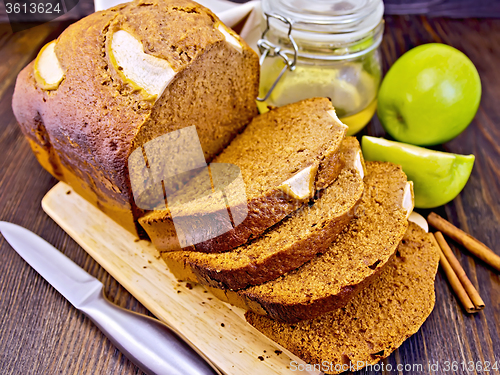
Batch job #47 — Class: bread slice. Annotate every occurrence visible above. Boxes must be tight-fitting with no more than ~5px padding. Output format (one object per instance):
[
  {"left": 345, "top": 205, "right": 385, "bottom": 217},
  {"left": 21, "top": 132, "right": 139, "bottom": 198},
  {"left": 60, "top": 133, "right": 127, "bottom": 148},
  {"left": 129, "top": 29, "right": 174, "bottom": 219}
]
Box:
[
  {"left": 140, "top": 98, "right": 348, "bottom": 253},
  {"left": 163, "top": 137, "right": 364, "bottom": 290},
  {"left": 246, "top": 222, "right": 440, "bottom": 373},
  {"left": 12, "top": 0, "right": 260, "bottom": 236},
  {"left": 190, "top": 162, "right": 414, "bottom": 322}
]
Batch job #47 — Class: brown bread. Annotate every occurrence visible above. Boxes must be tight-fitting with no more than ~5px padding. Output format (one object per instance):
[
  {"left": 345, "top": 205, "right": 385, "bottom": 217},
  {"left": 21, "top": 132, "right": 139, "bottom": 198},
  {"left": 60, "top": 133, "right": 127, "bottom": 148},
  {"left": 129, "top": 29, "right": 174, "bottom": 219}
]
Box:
[
  {"left": 171, "top": 162, "right": 413, "bottom": 322},
  {"left": 163, "top": 137, "right": 364, "bottom": 290},
  {"left": 245, "top": 222, "right": 440, "bottom": 373},
  {"left": 12, "top": 0, "right": 260, "bottom": 236},
  {"left": 140, "top": 98, "right": 348, "bottom": 253}
]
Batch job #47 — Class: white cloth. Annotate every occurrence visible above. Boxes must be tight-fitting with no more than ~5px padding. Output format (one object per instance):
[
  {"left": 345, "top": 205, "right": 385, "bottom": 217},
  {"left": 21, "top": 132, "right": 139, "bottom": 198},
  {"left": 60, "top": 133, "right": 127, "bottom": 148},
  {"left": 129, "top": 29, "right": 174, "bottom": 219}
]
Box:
[
  {"left": 93, "top": 0, "right": 262, "bottom": 51},
  {"left": 94, "top": 0, "right": 260, "bottom": 29}
]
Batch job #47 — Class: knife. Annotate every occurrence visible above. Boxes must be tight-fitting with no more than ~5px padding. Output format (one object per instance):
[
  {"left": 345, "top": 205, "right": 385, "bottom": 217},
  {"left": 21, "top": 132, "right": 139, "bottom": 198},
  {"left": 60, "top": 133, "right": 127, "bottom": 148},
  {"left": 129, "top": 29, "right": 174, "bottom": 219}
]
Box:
[{"left": 0, "top": 221, "right": 220, "bottom": 375}]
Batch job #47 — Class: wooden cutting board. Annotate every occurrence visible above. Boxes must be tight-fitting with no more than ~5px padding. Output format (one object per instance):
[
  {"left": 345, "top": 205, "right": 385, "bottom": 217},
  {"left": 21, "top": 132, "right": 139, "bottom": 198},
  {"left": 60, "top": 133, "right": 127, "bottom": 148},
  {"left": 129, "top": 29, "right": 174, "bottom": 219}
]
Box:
[{"left": 42, "top": 181, "right": 320, "bottom": 375}]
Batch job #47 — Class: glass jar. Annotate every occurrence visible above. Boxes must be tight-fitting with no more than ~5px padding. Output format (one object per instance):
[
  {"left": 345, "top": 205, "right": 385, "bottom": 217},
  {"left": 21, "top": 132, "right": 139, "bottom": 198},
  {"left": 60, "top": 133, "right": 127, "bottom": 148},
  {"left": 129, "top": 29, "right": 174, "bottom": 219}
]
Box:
[{"left": 258, "top": 0, "right": 384, "bottom": 135}]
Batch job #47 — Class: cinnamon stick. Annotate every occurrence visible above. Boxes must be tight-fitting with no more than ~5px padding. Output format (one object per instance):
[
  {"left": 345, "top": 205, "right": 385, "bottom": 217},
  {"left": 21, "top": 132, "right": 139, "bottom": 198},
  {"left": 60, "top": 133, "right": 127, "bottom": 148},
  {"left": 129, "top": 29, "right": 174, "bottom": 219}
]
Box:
[
  {"left": 434, "top": 232, "right": 485, "bottom": 311},
  {"left": 430, "top": 234, "right": 476, "bottom": 313},
  {"left": 428, "top": 212, "right": 500, "bottom": 273}
]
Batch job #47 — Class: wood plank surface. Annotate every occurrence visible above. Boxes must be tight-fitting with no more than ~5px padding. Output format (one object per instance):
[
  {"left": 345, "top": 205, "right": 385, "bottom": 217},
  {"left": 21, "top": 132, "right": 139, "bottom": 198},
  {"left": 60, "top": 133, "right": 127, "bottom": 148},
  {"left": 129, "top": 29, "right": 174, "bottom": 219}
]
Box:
[
  {"left": 41, "top": 182, "right": 318, "bottom": 375},
  {"left": 0, "top": 14, "right": 499, "bottom": 375}
]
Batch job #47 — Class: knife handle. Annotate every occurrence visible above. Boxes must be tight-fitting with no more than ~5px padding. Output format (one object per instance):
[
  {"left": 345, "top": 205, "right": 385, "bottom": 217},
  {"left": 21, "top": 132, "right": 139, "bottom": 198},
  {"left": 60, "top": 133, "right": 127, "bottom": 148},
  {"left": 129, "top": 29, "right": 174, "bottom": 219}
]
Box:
[{"left": 79, "top": 289, "right": 220, "bottom": 375}]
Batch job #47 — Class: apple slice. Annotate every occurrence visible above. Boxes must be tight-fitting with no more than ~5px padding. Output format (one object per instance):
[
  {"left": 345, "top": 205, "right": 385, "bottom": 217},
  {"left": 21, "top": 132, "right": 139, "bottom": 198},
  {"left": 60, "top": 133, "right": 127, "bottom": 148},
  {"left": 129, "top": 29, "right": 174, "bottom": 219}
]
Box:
[
  {"left": 354, "top": 150, "right": 365, "bottom": 179},
  {"left": 326, "top": 109, "right": 349, "bottom": 132},
  {"left": 34, "top": 40, "right": 65, "bottom": 90},
  {"left": 216, "top": 23, "right": 242, "bottom": 53},
  {"left": 109, "top": 30, "right": 176, "bottom": 98},
  {"left": 362, "top": 136, "right": 475, "bottom": 209},
  {"left": 278, "top": 165, "right": 318, "bottom": 201},
  {"left": 402, "top": 181, "right": 414, "bottom": 219},
  {"left": 408, "top": 212, "right": 429, "bottom": 232}
]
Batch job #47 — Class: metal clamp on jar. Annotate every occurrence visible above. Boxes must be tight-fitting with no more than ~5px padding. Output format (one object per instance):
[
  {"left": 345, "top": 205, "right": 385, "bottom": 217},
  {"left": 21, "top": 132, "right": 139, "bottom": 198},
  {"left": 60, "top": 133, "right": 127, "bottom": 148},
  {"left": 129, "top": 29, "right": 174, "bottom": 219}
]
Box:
[{"left": 257, "top": 0, "right": 384, "bottom": 135}]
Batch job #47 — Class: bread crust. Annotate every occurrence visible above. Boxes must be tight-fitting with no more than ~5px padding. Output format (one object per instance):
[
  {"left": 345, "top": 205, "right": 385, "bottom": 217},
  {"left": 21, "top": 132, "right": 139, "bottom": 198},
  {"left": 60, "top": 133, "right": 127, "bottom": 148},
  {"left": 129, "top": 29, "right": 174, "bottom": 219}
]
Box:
[
  {"left": 162, "top": 137, "right": 364, "bottom": 290},
  {"left": 245, "top": 222, "right": 440, "bottom": 371},
  {"left": 168, "top": 162, "right": 411, "bottom": 323},
  {"left": 140, "top": 98, "right": 348, "bottom": 252},
  {"left": 12, "top": 0, "right": 259, "bottom": 236}
]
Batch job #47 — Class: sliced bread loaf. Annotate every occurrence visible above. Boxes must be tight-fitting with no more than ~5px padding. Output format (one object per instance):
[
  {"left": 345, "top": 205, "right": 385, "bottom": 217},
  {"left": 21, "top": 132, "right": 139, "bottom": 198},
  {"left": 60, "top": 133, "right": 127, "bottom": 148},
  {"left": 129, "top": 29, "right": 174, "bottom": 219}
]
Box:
[
  {"left": 245, "top": 222, "right": 440, "bottom": 373},
  {"left": 163, "top": 137, "right": 365, "bottom": 290},
  {"left": 12, "top": 0, "right": 260, "bottom": 236},
  {"left": 140, "top": 98, "right": 348, "bottom": 253},
  {"left": 185, "top": 162, "right": 414, "bottom": 322}
]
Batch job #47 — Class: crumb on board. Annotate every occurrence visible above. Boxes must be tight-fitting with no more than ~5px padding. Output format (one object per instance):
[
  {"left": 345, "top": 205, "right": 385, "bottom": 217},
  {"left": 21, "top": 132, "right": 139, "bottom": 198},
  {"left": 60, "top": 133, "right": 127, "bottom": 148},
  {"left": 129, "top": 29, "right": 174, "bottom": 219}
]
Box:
[
  {"left": 274, "top": 350, "right": 282, "bottom": 355},
  {"left": 185, "top": 283, "right": 193, "bottom": 290},
  {"left": 221, "top": 323, "right": 225, "bottom": 327},
  {"left": 134, "top": 239, "right": 140, "bottom": 242},
  {"left": 66, "top": 190, "right": 71, "bottom": 195},
  {"left": 258, "top": 356, "right": 264, "bottom": 361}
]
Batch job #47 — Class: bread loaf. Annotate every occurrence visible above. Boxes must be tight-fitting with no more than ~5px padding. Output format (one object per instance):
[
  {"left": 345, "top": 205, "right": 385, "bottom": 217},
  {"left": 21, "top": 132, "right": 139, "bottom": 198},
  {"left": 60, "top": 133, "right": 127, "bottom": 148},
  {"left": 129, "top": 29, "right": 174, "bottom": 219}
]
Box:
[
  {"left": 246, "top": 222, "right": 440, "bottom": 373},
  {"left": 140, "top": 98, "right": 348, "bottom": 252},
  {"left": 172, "top": 162, "right": 414, "bottom": 322},
  {"left": 12, "top": 0, "right": 260, "bottom": 236},
  {"left": 163, "top": 137, "right": 364, "bottom": 290}
]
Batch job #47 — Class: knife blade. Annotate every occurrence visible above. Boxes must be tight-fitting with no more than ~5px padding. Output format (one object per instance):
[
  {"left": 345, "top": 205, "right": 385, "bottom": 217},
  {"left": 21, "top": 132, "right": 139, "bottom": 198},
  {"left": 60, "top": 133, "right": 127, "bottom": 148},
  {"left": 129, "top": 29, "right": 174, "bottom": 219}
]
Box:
[{"left": 0, "top": 221, "right": 220, "bottom": 375}]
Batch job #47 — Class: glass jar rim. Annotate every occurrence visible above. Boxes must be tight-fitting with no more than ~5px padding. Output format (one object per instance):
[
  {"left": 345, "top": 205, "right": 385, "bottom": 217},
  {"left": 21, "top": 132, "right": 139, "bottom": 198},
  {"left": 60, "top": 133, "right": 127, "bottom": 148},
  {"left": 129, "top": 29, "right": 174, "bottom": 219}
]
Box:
[{"left": 261, "top": 0, "right": 384, "bottom": 43}]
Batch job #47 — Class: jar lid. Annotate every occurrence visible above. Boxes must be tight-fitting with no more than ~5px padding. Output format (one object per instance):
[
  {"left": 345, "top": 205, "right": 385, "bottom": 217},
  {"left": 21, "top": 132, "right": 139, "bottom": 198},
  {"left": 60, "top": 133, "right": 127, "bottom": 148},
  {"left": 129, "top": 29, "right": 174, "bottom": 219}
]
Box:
[{"left": 261, "top": 0, "right": 384, "bottom": 42}]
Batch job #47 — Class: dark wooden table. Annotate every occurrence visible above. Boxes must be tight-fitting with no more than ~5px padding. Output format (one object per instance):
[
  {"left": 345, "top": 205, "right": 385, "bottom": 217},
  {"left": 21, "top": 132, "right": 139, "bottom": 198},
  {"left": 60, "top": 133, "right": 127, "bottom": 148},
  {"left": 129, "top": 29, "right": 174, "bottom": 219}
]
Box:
[{"left": 0, "top": 15, "right": 499, "bottom": 375}]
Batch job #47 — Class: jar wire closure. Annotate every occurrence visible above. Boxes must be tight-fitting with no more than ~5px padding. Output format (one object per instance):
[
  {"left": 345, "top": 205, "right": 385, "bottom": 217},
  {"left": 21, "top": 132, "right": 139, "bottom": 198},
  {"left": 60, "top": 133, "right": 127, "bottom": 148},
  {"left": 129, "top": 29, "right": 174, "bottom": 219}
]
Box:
[
  {"left": 257, "top": 0, "right": 384, "bottom": 103},
  {"left": 257, "top": 13, "right": 298, "bottom": 102}
]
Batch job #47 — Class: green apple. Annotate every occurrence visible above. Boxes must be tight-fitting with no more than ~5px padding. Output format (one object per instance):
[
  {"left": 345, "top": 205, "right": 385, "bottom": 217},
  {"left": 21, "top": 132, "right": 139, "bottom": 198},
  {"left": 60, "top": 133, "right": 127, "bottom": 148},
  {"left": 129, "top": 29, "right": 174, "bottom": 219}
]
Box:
[
  {"left": 361, "top": 136, "right": 475, "bottom": 208},
  {"left": 377, "top": 43, "right": 481, "bottom": 146}
]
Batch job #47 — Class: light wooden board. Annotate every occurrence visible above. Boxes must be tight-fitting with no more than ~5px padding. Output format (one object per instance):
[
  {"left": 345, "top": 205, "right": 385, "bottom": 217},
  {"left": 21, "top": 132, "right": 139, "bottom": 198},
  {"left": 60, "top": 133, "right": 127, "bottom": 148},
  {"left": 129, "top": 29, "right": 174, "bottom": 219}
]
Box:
[{"left": 42, "top": 182, "right": 320, "bottom": 375}]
